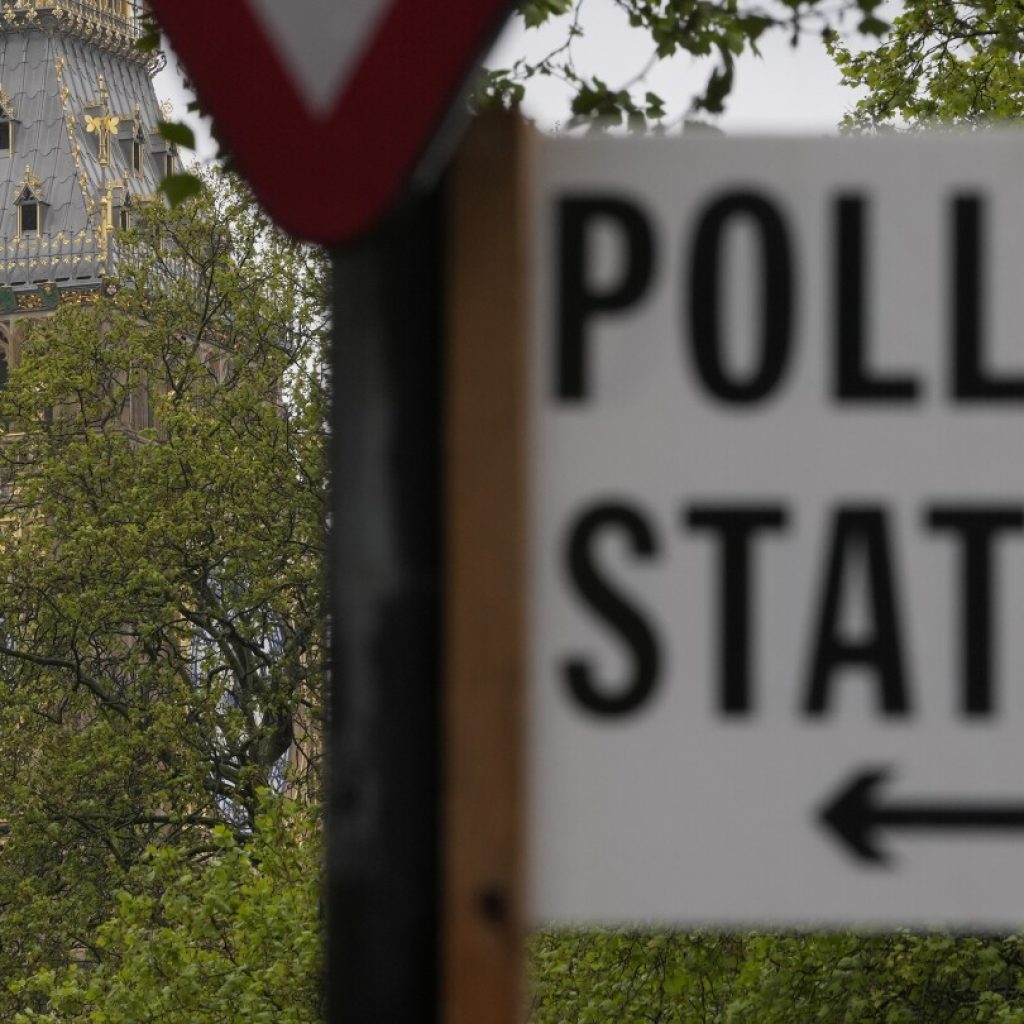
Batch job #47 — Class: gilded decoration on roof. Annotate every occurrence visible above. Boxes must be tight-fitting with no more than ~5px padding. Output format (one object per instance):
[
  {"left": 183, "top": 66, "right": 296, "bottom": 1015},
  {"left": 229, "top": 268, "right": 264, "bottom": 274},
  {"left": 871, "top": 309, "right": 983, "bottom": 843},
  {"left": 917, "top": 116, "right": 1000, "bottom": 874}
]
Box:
[
  {"left": 0, "top": 1, "right": 158, "bottom": 69},
  {"left": 14, "top": 166, "right": 44, "bottom": 202},
  {"left": 84, "top": 77, "right": 119, "bottom": 166},
  {"left": 85, "top": 112, "right": 117, "bottom": 163}
]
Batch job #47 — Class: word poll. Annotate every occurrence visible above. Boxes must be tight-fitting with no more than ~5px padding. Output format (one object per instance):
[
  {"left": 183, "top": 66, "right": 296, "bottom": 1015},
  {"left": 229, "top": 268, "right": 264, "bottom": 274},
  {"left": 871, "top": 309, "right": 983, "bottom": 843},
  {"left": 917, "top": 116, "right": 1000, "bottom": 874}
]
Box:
[{"left": 556, "top": 193, "right": 1017, "bottom": 404}]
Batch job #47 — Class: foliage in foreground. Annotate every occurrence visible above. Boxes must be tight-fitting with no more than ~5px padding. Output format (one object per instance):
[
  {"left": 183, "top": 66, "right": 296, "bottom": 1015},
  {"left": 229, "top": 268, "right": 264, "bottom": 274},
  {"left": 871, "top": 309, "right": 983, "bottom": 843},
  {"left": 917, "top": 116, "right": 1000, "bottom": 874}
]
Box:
[
  {"left": 14, "top": 794, "right": 321, "bottom": 1024},
  {"left": 532, "top": 929, "right": 1024, "bottom": 1023}
]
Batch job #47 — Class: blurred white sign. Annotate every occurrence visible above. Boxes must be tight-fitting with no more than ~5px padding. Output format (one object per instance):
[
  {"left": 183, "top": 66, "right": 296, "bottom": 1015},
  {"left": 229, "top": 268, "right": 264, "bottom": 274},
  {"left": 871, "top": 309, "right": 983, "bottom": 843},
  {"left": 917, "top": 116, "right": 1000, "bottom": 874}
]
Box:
[{"left": 529, "top": 135, "right": 1024, "bottom": 928}]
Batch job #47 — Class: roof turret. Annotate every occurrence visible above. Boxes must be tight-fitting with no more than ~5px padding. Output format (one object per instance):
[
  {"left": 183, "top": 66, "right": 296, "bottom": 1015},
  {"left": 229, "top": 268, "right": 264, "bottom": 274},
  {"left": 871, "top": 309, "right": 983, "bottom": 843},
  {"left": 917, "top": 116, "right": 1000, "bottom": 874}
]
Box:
[
  {"left": 0, "top": 2, "right": 151, "bottom": 61},
  {"left": 0, "top": 0, "right": 171, "bottom": 300}
]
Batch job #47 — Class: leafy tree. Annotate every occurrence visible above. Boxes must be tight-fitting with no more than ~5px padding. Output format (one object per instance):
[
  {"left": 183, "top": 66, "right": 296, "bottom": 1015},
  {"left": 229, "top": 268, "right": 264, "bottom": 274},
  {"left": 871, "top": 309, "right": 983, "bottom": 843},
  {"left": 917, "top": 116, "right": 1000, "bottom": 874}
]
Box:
[
  {"left": 13, "top": 792, "right": 321, "bottom": 1024},
  {"left": 0, "top": 171, "right": 327, "bottom": 1016},
  {"left": 531, "top": 929, "right": 749, "bottom": 1022},
  {"left": 830, "top": 0, "right": 1024, "bottom": 127},
  {"left": 12, "top": 790, "right": 319, "bottom": 1024}
]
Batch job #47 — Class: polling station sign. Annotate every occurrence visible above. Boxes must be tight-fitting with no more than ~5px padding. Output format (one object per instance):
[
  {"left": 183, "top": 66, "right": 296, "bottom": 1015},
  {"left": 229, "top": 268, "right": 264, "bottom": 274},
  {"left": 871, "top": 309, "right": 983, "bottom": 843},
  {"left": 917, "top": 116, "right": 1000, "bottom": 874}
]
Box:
[{"left": 527, "top": 135, "right": 1024, "bottom": 927}]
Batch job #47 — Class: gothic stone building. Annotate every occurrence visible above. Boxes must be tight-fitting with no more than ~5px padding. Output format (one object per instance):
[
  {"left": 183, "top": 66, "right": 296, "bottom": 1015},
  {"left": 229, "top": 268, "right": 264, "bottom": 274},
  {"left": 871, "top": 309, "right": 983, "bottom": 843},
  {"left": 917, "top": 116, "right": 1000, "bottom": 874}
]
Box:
[{"left": 0, "top": 0, "right": 174, "bottom": 398}]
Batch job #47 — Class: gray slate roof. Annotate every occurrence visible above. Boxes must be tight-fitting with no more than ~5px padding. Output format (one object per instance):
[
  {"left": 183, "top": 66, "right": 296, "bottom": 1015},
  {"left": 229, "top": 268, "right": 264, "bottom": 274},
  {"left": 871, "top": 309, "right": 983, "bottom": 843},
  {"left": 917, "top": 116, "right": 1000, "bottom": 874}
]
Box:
[{"left": 0, "top": 10, "right": 167, "bottom": 290}]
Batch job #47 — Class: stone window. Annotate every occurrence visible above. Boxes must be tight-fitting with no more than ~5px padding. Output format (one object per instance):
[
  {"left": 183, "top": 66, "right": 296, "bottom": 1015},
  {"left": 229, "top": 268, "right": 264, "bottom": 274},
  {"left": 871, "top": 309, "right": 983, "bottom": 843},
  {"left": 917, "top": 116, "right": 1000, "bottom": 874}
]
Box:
[
  {"left": 15, "top": 182, "right": 45, "bottom": 237},
  {"left": 17, "top": 189, "right": 38, "bottom": 235},
  {"left": 0, "top": 94, "right": 18, "bottom": 155},
  {"left": 119, "top": 193, "right": 133, "bottom": 230},
  {"left": 132, "top": 129, "right": 145, "bottom": 175}
]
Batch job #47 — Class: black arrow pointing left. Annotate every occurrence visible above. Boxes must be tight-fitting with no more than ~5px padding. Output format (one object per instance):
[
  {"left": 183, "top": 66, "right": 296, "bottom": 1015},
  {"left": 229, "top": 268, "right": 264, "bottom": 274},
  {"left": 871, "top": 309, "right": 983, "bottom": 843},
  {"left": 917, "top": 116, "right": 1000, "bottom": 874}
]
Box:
[{"left": 818, "top": 767, "right": 1024, "bottom": 865}]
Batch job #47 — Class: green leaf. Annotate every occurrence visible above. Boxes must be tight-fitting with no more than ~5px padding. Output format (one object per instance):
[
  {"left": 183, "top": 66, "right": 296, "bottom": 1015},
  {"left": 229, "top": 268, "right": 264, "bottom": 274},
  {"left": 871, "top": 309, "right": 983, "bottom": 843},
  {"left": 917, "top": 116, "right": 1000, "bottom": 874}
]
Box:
[
  {"left": 134, "top": 14, "right": 161, "bottom": 54},
  {"left": 156, "top": 120, "right": 196, "bottom": 150},
  {"left": 520, "top": 0, "right": 573, "bottom": 29},
  {"left": 158, "top": 172, "right": 203, "bottom": 207},
  {"left": 858, "top": 15, "right": 890, "bottom": 36}
]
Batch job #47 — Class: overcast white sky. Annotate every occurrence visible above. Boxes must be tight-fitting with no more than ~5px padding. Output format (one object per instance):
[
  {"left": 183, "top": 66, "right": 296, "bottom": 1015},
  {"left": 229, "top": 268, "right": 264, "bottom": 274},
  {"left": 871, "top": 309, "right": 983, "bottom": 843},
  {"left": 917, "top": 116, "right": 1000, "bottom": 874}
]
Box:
[{"left": 152, "top": 0, "right": 870, "bottom": 163}]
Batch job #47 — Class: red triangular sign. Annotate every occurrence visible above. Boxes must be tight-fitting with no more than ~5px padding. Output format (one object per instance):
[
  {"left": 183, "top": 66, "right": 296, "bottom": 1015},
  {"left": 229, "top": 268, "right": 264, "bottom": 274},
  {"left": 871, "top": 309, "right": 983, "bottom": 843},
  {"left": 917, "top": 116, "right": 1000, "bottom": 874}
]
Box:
[{"left": 148, "top": 0, "right": 513, "bottom": 243}]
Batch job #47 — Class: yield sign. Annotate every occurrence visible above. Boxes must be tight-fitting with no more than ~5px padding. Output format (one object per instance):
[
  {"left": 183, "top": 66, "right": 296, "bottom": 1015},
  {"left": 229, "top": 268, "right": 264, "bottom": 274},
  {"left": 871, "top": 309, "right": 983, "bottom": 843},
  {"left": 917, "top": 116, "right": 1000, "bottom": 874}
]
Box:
[{"left": 148, "top": 0, "right": 513, "bottom": 243}]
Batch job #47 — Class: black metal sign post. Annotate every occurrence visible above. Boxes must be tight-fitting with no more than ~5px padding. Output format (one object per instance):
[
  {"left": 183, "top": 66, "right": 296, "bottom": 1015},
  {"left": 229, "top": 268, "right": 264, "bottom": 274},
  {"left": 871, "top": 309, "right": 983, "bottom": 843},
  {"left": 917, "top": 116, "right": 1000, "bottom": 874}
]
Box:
[{"left": 325, "top": 182, "right": 445, "bottom": 1024}]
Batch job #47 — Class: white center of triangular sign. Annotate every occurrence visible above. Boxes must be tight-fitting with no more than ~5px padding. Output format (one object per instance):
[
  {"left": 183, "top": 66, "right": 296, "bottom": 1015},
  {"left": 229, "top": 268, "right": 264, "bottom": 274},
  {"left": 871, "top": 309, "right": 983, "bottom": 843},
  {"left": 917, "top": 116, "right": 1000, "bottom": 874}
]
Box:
[{"left": 246, "top": 0, "right": 391, "bottom": 116}]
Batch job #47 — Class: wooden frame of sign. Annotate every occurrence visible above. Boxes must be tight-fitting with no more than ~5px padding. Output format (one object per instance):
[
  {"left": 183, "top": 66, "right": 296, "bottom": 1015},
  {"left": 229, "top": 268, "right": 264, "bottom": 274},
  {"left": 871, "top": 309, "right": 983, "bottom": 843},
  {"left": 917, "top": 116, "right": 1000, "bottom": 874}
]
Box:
[{"left": 444, "top": 111, "right": 531, "bottom": 1024}]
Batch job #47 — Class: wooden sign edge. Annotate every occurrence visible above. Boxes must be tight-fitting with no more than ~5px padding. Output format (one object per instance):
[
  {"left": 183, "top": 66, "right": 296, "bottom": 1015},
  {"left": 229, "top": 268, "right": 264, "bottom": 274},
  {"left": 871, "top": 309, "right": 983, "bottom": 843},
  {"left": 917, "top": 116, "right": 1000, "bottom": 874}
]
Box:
[{"left": 443, "top": 110, "right": 533, "bottom": 1024}]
